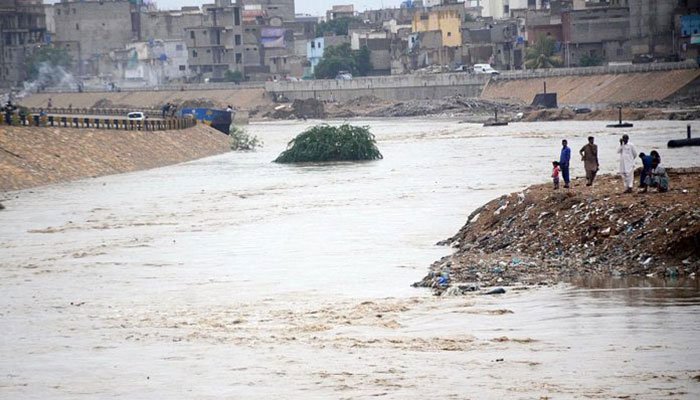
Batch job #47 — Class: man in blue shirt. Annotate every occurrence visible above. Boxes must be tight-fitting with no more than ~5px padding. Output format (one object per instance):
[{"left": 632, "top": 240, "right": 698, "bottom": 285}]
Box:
[{"left": 560, "top": 139, "right": 571, "bottom": 188}]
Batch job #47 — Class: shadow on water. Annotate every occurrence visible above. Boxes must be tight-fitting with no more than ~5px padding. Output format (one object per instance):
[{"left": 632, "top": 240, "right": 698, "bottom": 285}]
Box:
[{"left": 568, "top": 276, "right": 700, "bottom": 306}]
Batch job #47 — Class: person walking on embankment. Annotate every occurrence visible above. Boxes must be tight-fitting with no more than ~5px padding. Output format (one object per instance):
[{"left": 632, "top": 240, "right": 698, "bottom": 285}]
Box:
[
  {"left": 617, "top": 134, "right": 637, "bottom": 194},
  {"left": 579, "top": 136, "right": 599, "bottom": 186}
]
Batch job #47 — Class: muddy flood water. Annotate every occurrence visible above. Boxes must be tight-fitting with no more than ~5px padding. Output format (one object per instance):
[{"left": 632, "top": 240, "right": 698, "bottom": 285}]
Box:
[{"left": 1, "top": 119, "right": 700, "bottom": 399}]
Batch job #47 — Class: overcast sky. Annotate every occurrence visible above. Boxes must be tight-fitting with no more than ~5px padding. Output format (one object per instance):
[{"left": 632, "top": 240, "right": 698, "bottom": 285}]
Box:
[{"left": 44, "top": 1, "right": 406, "bottom": 17}]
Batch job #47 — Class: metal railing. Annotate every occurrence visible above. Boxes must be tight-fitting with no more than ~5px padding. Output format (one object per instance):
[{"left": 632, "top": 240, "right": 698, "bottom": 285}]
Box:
[
  {"left": 28, "top": 107, "right": 162, "bottom": 118},
  {"left": 1, "top": 114, "right": 196, "bottom": 131},
  {"left": 38, "top": 81, "right": 265, "bottom": 94}
]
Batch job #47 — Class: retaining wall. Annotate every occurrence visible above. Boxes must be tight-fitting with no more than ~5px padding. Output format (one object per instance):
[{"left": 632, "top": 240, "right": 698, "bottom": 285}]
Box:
[{"left": 265, "top": 73, "right": 489, "bottom": 101}]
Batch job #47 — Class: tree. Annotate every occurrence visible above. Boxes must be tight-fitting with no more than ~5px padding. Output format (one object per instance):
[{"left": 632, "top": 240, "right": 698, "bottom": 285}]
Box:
[
  {"left": 524, "top": 35, "right": 562, "bottom": 69},
  {"left": 224, "top": 69, "right": 243, "bottom": 83},
  {"left": 316, "top": 17, "right": 361, "bottom": 36},
  {"left": 274, "top": 124, "right": 383, "bottom": 163},
  {"left": 579, "top": 53, "right": 604, "bottom": 67},
  {"left": 26, "top": 46, "right": 73, "bottom": 80},
  {"left": 313, "top": 43, "right": 373, "bottom": 79},
  {"left": 355, "top": 45, "right": 372, "bottom": 76}
]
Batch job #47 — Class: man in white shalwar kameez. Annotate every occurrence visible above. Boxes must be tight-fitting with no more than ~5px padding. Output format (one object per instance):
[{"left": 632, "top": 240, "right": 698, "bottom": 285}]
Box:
[{"left": 617, "top": 134, "right": 637, "bottom": 193}]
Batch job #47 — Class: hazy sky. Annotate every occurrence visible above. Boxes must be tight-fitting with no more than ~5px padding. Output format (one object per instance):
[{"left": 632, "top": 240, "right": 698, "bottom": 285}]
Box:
[{"left": 44, "top": 1, "right": 406, "bottom": 17}]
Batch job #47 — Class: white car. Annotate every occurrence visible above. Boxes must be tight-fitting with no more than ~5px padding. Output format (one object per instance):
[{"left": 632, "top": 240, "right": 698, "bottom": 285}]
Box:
[
  {"left": 473, "top": 64, "right": 500, "bottom": 75},
  {"left": 127, "top": 111, "right": 146, "bottom": 121}
]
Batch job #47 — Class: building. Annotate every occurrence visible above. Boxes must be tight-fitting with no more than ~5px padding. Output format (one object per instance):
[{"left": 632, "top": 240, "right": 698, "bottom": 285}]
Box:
[
  {"left": 184, "top": 0, "right": 244, "bottom": 81},
  {"left": 562, "top": 6, "right": 630, "bottom": 66},
  {"left": 326, "top": 5, "right": 355, "bottom": 21},
  {"left": 53, "top": 0, "right": 135, "bottom": 76},
  {"left": 0, "top": 0, "right": 47, "bottom": 87},
  {"left": 110, "top": 39, "right": 189, "bottom": 85},
  {"left": 628, "top": 0, "right": 676, "bottom": 56},
  {"left": 244, "top": 0, "right": 295, "bottom": 22},
  {"left": 412, "top": 9, "right": 462, "bottom": 47}
]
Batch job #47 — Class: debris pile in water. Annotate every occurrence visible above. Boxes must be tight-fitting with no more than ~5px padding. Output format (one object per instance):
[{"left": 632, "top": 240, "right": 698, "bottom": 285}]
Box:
[{"left": 415, "top": 170, "right": 700, "bottom": 294}]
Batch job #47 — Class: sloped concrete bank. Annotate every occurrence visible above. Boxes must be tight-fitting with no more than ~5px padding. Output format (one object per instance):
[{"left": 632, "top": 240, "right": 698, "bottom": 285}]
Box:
[
  {"left": 0, "top": 125, "right": 230, "bottom": 192},
  {"left": 482, "top": 70, "right": 700, "bottom": 105}
]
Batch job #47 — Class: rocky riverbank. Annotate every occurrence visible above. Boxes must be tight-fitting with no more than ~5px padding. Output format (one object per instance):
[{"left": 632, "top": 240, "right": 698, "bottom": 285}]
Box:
[
  {"left": 415, "top": 170, "right": 700, "bottom": 295},
  {"left": 0, "top": 125, "right": 231, "bottom": 192}
]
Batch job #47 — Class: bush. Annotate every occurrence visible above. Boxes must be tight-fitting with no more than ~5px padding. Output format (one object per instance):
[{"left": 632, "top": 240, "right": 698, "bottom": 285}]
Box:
[
  {"left": 224, "top": 70, "right": 243, "bottom": 83},
  {"left": 230, "top": 125, "right": 262, "bottom": 151},
  {"left": 274, "top": 124, "right": 383, "bottom": 163}
]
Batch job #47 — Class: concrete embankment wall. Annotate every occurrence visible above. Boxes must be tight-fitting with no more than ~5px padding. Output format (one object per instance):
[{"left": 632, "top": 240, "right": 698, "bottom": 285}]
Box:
[
  {"left": 0, "top": 125, "right": 230, "bottom": 192},
  {"left": 266, "top": 73, "right": 489, "bottom": 102},
  {"left": 481, "top": 69, "right": 700, "bottom": 105},
  {"left": 21, "top": 87, "right": 269, "bottom": 110}
]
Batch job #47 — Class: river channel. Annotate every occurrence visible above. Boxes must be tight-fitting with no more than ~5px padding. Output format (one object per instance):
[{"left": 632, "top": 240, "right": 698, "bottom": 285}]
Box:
[{"left": 1, "top": 119, "right": 699, "bottom": 399}]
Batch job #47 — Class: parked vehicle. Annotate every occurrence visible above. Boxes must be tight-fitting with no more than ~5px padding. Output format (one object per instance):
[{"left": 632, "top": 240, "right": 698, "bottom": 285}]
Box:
[
  {"left": 127, "top": 111, "right": 146, "bottom": 121},
  {"left": 632, "top": 54, "right": 654, "bottom": 64},
  {"left": 335, "top": 71, "right": 353, "bottom": 80},
  {"left": 573, "top": 107, "right": 592, "bottom": 114},
  {"left": 473, "top": 64, "right": 500, "bottom": 75}
]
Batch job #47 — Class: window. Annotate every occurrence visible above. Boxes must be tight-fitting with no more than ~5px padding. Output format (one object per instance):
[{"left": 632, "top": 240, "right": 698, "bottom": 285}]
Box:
[
  {"left": 203, "top": 30, "right": 207, "bottom": 35},
  {"left": 179, "top": 65, "right": 186, "bottom": 71},
  {"left": 616, "top": 48, "right": 623, "bottom": 56},
  {"left": 192, "top": 50, "right": 198, "bottom": 58},
  {"left": 318, "top": 42, "right": 322, "bottom": 48},
  {"left": 235, "top": 53, "right": 242, "bottom": 64},
  {"left": 235, "top": 35, "right": 241, "bottom": 45},
  {"left": 206, "top": 49, "right": 211, "bottom": 53},
  {"left": 57, "top": 9, "right": 60, "bottom": 15},
  {"left": 176, "top": 44, "right": 183, "bottom": 51},
  {"left": 311, "top": 41, "right": 315, "bottom": 48},
  {"left": 72, "top": 8, "right": 76, "bottom": 14},
  {"left": 190, "top": 31, "right": 195, "bottom": 39},
  {"left": 76, "top": 23, "right": 79, "bottom": 31},
  {"left": 234, "top": 8, "right": 240, "bottom": 26},
  {"left": 447, "top": 32, "right": 451, "bottom": 37}
]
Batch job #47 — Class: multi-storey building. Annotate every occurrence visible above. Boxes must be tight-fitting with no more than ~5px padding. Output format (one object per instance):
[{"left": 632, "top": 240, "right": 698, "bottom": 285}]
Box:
[
  {"left": 52, "top": 0, "right": 135, "bottom": 76},
  {"left": 0, "top": 0, "right": 47, "bottom": 87},
  {"left": 184, "top": 0, "right": 244, "bottom": 80}
]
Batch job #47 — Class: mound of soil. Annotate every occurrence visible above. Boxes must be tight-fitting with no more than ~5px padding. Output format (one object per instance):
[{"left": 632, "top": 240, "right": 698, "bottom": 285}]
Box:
[{"left": 415, "top": 170, "right": 700, "bottom": 293}]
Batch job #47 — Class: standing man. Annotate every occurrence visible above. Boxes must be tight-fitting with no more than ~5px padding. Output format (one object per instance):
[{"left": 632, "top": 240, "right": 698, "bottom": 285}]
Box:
[
  {"left": 617, "top": 134, "right": 637, "bottom": 193},
  {"left": 560, "top": 139, "right": 571, "bottom": 188},
  {"left": 579, "top": 136, "right": 599, "bottom": 186}
]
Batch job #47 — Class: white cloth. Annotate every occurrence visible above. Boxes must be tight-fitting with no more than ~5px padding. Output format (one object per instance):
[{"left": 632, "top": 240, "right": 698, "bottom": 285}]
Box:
[
  {"left": 621, "top": 172, "right": 634, "bottom": 189},
  {"left": 617, "top": 142, "right": 637, "bottom": 174}
]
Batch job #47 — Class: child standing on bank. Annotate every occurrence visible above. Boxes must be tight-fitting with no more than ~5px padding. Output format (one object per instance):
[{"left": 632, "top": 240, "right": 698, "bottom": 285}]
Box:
[{"left": 552, "top": 161, "right": 561, "bottom": 189}]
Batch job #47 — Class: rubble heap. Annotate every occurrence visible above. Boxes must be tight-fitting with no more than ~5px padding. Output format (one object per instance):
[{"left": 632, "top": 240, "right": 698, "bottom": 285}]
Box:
[
  {"left": 365, "top": 96, "right": 521, "bottom": 118},
  {"left": 415, "top": 170, "right": 700, "bottom": 293}
]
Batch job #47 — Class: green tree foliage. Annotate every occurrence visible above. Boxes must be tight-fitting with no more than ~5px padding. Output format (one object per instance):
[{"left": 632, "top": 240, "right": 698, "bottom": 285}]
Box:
[
  {"left": 229, "top": 125, "right": 262, "bottom": 151},
  {"left": 274, "top": 124, "right": 383, "bottom": 163},
  {"left": 224, "top": 70, "right": 243, "bottom": 83},
  {"left": 579, "top": 53, "right": 604, "bottom": 67},
  {"left": 26, "top": 46, "right": 73, "bottom": 79},
  {"left": 313, "top": 43, "right": 373, "bottom": 79},
  {"left": 316, "top": 17, "right": 360, "bottom": 36},
  {"left": 524, "top": 35, "right": 562, "bottom": 69},
  {"left": 355, "top": 46, "right": 372, "bottom": 76}
]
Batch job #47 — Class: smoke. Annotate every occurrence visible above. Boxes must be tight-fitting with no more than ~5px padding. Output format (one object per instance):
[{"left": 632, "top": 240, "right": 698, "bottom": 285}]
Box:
[{"left": 17, "top": 62, "right": 80, "bottom": 99}]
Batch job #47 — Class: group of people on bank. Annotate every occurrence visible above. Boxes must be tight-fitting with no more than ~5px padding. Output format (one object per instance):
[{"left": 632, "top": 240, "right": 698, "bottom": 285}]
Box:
[{"left": 551, "top": 134, "right": 669, "bottom": 193}]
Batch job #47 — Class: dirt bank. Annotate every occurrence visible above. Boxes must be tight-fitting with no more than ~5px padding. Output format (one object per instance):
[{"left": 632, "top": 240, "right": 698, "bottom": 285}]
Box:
[
  {"left": 415, "top": 170, "right": 700, "bottom": 294},
  {"left": 0, "top": 125, "right": 230, "bottom": 192}
]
